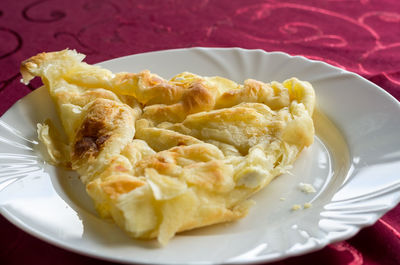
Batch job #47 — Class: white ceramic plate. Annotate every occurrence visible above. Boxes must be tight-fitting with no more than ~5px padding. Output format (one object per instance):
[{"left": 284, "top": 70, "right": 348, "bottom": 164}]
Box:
[{"left": 1, "top": 48, "right": 400, "bottom": 265}]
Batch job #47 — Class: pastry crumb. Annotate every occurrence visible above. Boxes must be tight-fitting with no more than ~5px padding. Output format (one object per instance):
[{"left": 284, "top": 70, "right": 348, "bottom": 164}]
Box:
[
  {"left": 291, "top": 204, "right": 301, "bottom": 211},
  {"left": 280, "top": 197, "right": 286, "bottom": 201},
  {"left": 303, "top": 202, "right": 312, "bottom": 209},
  {"left": 298, "top": 182, "right": 316, "bottom": 194}
]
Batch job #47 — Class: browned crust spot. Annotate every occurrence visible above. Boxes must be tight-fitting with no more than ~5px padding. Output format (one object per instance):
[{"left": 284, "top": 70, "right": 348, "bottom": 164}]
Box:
[
  {"left": 101, "top": 177, "right": 145, "bottom": 200},
  {"left": 182, "top": 82, "right": 215, "bottom": 114},
  {"left": 72, "top": 100, "right": 120, "bottom": 159},
  {"left": 74, "top": 134, "right": 110, "bottom": 158}
]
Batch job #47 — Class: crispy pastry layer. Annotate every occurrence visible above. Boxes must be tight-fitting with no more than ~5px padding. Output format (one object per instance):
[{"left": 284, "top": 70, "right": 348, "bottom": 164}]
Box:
[{"left": 21, "top": 49, "right": 315, "bottom": 245}]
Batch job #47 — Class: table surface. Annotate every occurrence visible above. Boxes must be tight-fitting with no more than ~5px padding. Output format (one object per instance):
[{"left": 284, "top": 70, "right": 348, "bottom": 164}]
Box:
[{"left": 1, "top": 0, "right": 400, "bottom": 264}]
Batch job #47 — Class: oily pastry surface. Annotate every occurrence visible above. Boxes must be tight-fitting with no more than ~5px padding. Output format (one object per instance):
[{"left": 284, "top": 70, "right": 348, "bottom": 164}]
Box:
[{"left": 21, "top": 49, "right": 315, "bottom": 245}]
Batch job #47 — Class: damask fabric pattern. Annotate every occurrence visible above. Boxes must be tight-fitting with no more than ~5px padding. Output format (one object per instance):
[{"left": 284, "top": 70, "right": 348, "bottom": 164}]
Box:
[{"left": 0, "top": 0, "right": 399, "bottom": 264}]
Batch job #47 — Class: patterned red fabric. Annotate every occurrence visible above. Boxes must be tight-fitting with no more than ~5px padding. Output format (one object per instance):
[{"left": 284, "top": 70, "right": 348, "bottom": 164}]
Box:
[{"left": 1, "top": 0, "right": 399, "bottom": 264}]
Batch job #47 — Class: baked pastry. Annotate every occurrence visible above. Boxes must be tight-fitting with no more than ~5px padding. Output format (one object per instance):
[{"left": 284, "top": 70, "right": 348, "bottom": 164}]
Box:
[{"left": 20, "top": 49, "right": 315, "bottom": 245}]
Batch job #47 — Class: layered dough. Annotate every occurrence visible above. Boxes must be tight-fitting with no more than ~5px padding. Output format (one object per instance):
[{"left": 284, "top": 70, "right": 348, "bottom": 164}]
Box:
[{"left": 21, "top": 49, "right": 315, "bottom": 245}]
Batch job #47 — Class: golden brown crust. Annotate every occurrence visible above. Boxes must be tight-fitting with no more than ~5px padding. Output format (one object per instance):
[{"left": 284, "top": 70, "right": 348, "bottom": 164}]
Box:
[
  {"left": 112, "top": 70, "right": 186, "bottom": 105},
  {"left": 101, "top": 176, "right": 145, "bottom": 200},
  {"left": 73, "top": 100, "right": 117, "bottom": 160},
  {"left": 20, "top": 49, "right": 85, "bottom": 85},
  {"left": 22, "top": 49, "right": 316, "bottom": 245},
  {"left": 181, "top": 81, "right": 215, "bottom": 113},
  {"left": 215, "top": 79, "right": 290, "bottom": 110}
]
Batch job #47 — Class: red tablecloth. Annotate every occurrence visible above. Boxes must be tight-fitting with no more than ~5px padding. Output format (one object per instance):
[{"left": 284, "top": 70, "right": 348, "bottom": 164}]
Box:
[{"left": 1, "top": 0, "right": 400, "bottom": 264}]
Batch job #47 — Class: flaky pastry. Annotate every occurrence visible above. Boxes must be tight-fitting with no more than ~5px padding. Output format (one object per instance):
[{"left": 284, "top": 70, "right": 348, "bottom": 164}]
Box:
[{"left": 21, "top": 49, "right": 315, "bottom": 245}]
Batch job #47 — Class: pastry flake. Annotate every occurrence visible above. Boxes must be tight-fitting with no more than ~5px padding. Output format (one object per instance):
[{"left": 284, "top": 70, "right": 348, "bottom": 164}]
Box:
[{"left": 21, "top": 49, "right": 315, "bottom": 245}]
